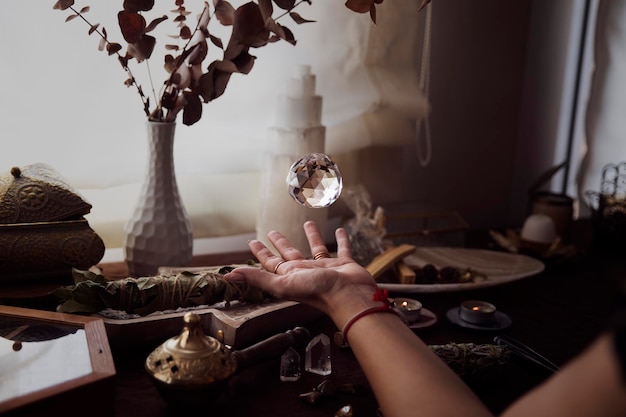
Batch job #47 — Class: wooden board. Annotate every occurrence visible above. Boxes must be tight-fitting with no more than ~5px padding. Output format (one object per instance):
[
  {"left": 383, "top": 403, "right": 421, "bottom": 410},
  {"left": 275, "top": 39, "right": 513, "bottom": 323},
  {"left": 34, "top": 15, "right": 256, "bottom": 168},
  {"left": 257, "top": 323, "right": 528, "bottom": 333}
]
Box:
[{"left": 100, "top": 299, "right": 323, "bottom": 350}]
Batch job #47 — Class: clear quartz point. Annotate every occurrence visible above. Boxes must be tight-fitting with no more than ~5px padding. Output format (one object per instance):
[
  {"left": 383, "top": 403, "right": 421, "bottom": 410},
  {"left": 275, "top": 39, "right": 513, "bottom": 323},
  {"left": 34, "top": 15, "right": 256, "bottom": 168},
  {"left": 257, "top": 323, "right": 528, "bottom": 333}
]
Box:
[
  {"left": 305, "top": 333, "right": 332, "bottom": 376},
  {"left": 286, "top": 153, "right": 343, "bottom": 208},
  {"left": 280, "top": 347, "right": 301, "bottom": 381}
]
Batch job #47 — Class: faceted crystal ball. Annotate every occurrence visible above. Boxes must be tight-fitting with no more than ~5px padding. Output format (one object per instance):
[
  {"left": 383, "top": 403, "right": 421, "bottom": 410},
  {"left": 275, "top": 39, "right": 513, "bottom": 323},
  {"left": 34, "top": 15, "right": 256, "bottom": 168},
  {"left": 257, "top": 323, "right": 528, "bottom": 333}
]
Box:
[{"left": 286, "top": 153, "right": 343, "bottom": 208}]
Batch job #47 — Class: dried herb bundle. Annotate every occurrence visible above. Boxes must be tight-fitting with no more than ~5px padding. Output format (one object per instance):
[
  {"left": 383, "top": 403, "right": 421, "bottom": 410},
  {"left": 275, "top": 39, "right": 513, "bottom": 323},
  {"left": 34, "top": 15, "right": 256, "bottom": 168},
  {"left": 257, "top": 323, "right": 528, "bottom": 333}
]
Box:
[
  {"left": 53, "top": 266, "right": 268, "bottom": 316},
  {"left": 51, "top": 0, "right": 421, "bottom": 126},
  {"left": 430, "top": 343, "right": 511, "bottom": 382}
]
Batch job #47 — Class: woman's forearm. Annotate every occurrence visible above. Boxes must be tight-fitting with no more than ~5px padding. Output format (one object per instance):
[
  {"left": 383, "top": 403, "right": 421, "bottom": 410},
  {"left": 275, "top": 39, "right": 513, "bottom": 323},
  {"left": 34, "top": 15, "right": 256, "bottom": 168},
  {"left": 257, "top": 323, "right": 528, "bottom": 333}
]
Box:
[
  {"left": 501, "top": 334, "right": 626, "bottom": 417},
  {"left": 331, "top": 302, "right": 494, "bottom": 417}
]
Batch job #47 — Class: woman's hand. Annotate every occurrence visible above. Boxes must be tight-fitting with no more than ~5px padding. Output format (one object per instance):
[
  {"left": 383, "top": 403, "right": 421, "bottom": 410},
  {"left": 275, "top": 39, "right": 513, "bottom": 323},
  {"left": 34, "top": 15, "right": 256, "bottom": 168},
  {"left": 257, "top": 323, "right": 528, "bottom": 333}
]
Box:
[{"left": 223, "top": 221, "right": 378, "bottom": 321}]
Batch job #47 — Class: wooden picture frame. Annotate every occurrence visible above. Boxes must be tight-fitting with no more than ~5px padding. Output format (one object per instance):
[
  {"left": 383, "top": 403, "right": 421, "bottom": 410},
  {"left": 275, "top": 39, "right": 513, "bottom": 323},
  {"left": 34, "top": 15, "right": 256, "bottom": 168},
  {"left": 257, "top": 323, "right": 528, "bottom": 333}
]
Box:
[{"left": 0, "top": 305, "right": 116, "bottom": 417}]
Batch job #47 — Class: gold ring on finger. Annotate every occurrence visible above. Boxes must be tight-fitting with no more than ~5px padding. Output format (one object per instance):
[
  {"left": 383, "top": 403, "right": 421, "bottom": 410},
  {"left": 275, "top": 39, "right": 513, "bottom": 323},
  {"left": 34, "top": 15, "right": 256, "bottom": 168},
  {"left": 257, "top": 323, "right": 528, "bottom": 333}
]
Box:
[
  {"left": 273, "top": 260, "right": 287, "bottom": 274},
  {"left": 313, "top": 252, "right": 331, "bottom": 260}
]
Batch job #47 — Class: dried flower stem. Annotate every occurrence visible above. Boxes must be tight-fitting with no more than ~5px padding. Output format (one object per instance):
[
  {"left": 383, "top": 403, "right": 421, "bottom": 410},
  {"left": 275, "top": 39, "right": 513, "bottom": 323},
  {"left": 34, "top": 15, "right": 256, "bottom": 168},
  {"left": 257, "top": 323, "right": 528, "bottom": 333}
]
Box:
[
  {"left": 67, "top": 5, "right": 151, "bottom": 117},
  {"left": 54, "top": 0, "right": 394, "bottom": 126},
  {"left": 155, "top": 4, "right": 211, "bottom": 118},
  {"left": 273, "top": 0, "right": 310, "bottom": 21}
]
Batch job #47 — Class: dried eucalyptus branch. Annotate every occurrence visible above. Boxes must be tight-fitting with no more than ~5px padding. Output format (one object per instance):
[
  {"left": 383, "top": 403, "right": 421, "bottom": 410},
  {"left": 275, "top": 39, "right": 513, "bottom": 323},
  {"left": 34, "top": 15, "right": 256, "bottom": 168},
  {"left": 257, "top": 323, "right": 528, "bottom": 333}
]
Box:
[
  {"left": 54, "top": 2, "right": 154, "bottom": 117},
  {"left": 51, "top": 0, "right": 417, "bottom": 126}
]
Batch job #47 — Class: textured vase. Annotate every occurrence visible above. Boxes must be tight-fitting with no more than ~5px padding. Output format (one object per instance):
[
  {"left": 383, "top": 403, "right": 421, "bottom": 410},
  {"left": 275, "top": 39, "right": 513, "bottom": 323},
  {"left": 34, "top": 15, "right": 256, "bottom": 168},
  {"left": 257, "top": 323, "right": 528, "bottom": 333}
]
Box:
[{"left": 123, "top": 121, "right": 193, "bottom": 277}]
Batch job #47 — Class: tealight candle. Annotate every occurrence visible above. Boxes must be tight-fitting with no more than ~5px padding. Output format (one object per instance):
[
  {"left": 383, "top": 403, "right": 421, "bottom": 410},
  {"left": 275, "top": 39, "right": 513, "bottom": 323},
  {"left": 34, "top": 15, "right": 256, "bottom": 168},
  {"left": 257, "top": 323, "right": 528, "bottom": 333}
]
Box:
[
  {"left": 459, "top": 300, "right": 497, "bottom": 324},
  {"left": 392, "top": 297, "right": 422, "bottom": 323}
]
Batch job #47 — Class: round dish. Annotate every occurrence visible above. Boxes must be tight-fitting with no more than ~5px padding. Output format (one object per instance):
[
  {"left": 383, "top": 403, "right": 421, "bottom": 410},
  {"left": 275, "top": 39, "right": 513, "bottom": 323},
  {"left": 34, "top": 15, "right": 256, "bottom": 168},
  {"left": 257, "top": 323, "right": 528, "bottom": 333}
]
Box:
[
  {"left": 446, "top": 307, "right": 512, "bottom": 331},
  {"left": 378, "top": 247, "right": 544, "bottom": 293},
  {"left": 407, "top": 308, "right": 437, "bottom": 330}
]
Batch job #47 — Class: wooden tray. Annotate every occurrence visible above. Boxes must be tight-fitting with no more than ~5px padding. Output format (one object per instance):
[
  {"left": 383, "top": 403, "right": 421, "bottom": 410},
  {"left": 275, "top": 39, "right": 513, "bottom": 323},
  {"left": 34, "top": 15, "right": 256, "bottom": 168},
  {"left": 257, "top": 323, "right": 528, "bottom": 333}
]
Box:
[
  {"left": 99, "top": 299, "right": 323, "bottom": 350},
  {"left": 0, "top": 306, "right": 115, "bottom": 417}
]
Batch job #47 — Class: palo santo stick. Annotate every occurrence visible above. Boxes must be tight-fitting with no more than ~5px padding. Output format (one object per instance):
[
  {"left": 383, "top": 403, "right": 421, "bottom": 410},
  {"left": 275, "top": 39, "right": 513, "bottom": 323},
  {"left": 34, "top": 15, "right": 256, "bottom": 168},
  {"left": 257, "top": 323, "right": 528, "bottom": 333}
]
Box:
[
  {"left": 366, "top": 244, "right": 416, "bottom": 280},
  {"left": 396, "top": 260, "right": 416, "bottom": 285}
]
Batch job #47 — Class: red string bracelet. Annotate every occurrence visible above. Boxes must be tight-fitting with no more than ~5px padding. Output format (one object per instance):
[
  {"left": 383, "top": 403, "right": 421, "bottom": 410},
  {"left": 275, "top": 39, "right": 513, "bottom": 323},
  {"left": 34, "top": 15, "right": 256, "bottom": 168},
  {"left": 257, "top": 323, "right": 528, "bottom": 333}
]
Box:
[{"left": 340, "top": 287, "right": 401, "bottom": 345}]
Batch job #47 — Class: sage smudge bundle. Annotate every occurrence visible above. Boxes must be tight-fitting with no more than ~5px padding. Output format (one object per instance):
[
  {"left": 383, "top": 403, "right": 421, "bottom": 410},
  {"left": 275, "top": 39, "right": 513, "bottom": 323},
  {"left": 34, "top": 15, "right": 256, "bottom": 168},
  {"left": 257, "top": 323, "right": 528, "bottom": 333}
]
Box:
[
  {"left": 54, "top": 265, "right": 267, "bottom": 316},
  {"left": 430, "top": 343, "right": 512, "bottom": 382}
]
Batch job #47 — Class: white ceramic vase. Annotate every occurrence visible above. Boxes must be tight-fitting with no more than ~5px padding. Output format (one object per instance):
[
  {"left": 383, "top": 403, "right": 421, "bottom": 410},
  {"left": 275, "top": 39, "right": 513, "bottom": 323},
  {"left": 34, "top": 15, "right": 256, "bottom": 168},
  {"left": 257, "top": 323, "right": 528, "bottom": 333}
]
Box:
[{"left": 123, "top": 121, "right": 193, "bottom": 277}]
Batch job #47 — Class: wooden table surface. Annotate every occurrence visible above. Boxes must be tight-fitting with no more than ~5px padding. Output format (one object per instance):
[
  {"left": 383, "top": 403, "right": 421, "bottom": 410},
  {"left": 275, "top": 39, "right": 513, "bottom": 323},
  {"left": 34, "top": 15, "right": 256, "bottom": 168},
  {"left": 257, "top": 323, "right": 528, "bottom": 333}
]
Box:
[{"left": 1, "top": 222, "right": 625, "bottom": 417}]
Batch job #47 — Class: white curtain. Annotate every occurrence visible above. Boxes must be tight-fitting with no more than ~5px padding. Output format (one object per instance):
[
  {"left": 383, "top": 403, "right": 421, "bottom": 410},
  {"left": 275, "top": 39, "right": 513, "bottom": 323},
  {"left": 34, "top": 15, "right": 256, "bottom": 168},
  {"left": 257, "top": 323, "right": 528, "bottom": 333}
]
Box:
[
  {"left": 578, "top": 0, "right": 626, "bottom": 206},
  {"left": 0, "top": 1, "right": 427, "bottom": 249}
]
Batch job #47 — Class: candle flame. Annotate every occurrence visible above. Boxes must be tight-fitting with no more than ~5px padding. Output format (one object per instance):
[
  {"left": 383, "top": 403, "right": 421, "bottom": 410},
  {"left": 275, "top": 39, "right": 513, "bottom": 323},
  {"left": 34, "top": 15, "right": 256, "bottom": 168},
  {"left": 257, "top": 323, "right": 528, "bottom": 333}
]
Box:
[{"left": 472, "top": 306, "right": 481, "bottom": 311}]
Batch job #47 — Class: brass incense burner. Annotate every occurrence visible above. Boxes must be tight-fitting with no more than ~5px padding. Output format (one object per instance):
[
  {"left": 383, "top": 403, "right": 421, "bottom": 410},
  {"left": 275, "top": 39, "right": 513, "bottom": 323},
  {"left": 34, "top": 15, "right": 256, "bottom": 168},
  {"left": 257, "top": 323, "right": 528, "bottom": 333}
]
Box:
[{"left": 145, "top": 312, "right": 310, "bottom": 406}]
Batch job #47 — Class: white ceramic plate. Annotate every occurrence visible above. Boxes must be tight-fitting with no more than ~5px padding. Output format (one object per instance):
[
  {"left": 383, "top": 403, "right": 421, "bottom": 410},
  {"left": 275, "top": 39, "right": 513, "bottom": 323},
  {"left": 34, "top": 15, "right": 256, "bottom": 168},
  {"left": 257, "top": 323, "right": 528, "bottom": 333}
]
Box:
[{"left": 378, "top": 247, "right": 544, "bottom": 293}]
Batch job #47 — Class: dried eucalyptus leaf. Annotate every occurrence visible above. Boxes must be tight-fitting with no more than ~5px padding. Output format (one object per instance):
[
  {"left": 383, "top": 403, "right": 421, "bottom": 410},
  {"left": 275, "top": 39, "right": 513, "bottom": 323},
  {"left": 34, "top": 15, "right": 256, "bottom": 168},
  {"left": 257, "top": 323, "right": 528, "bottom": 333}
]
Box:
[
  {"left": 52, "top": 0, "right": 393, "bottom": 125},
  {"left": 215, "top": 0, "right": 236, "bottom": 26},
  {"left": 273, "top": 0, "right": 296, "bottom": 10},
  {"left": 289, "top": 12, "right": 315, "bottom": 24},
  {"left": 53, "top": 0, "right": 75, "bottom": 11}
]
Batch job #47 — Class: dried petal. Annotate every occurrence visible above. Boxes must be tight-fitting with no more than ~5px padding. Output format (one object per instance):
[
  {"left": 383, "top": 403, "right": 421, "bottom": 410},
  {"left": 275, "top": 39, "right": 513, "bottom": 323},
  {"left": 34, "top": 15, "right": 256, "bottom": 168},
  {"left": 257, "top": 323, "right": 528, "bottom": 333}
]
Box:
[
  {"left": 197, "top": 62, "right": 232, "bottom": 102},
  {"left": 266, "top": 20, "right": 295, "bottom": 45},
  {"left": 127, "top": 33, "right": 156, "bottom": 61},
  {"left": 178, "top": 25, "right": 191, "bottom": 40},
  {"left": 369, "top": 4, "right": 376, "bottom": 23},
  {"left": 258, "top": 0, "right": 273, "bottom": 22},
  {"left": 230, "top": 49, "right": 256, "bottom": 74},
  {"left": 345, "top": 0, "right": 373, "bottom": 14},
  {"left": 215, "top": 59, "right": 239, "bottom": 74},
  {"left": 230, "top": 2, "right": 269, "bottom": 47},
  {"left": 215, "top": 0, "right": 235, "bottom": 26},
  {"left": 161, "top": 88, "right": 179, "bottom": 109},
  {"left": 145, "top": 15, "right": 168, "bottom": 33},
  {"left": 53, "top": 0, "right": 74, "bottom": 11},
  {"left": 273, "top": 0, "right": 296, "bottom": 9},
  {"left": 264, "top": 17, "right": 283, "bottom": 37},
  {"left": 123, "top": 0, "right": 155, "bottom": 12},
  {"left": 210, "top": 68, "right": 231, "bottom": 100},
  {"left": 107, "top": 42, "right": 122, "bottom": 55},
  {"left": 209, "top": 34, "right": 223, "bottom": 49},
  {"left": 182, "top": 92, "right": 202, "bottom": 126},
  {"left": 289, "top": 12, "right": 315, "bottom": 24},
  {"left": 164, "top": 54, "right": 177, "bottom": 73},
  {"left": 118, "top": 10, "right": 146, "bottom": 43},
  {"left": 279, "top": 24, "right": 296, "bottom": 46}
]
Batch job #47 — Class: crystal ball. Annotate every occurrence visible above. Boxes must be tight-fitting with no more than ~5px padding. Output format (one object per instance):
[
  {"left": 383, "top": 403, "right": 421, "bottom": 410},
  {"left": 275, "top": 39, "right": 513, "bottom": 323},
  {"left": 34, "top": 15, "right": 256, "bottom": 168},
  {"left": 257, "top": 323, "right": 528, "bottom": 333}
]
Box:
[{"left": 286, "top": 153, "right": 343, "bottom": 208}]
